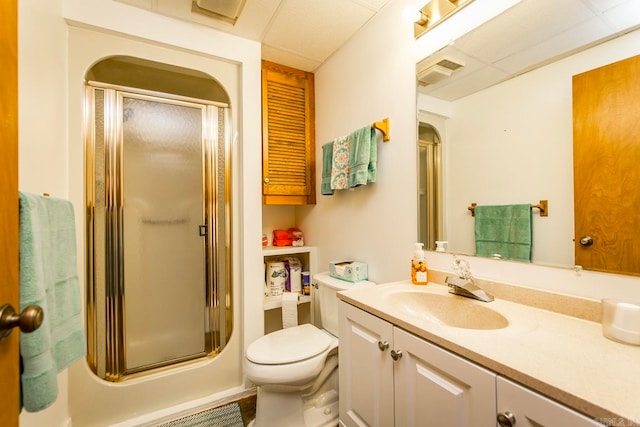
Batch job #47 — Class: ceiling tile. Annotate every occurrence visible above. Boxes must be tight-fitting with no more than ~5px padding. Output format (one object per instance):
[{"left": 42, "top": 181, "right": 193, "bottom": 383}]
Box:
[
  {"left": 454, "top": 0, "right": 595, "bottom": 65},
  {"left": 426, "top": 65, "right": 510, "bottom": 101},
  {"left": 494, "top": 17, "right": 612, "bottom": 74},
  {"left": 599, "top": 0, "right": 640, "bottom": 32},
  {"left": 263, "top": 0, "right": 375, "bottom": 62},
  {"left": 351, "top": 0, "right": 391, "bottom": 10},
  {"left": 261, "top": 45, "right": 322, "bottom": 71}
]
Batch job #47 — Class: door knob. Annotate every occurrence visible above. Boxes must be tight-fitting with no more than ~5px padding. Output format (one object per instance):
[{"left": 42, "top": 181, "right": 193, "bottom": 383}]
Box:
[
  {"left": 377, "top": 340, "right": 389, "bottom": 351},
  {"left": 0, "top": 304, "right": 44, "bottom": 340},
  {"left": 579, "top": 236, "right": 594, "bottom": 246}
]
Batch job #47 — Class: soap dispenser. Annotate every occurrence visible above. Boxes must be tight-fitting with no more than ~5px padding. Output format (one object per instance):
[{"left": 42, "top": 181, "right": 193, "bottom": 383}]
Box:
[{"left": 411, "top": 242, "right": 428, "bottom": 285}]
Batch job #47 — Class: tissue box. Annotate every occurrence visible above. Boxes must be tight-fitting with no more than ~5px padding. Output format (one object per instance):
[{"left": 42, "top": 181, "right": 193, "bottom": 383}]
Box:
[{"left": 329, "top": 261, "right": 368, "bottom": 282}]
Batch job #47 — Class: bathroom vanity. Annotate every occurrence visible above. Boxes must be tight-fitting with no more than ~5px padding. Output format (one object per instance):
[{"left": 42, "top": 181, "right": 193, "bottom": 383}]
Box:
[{"left": 337, "top": 281, "right": 640, "bottom": 427}]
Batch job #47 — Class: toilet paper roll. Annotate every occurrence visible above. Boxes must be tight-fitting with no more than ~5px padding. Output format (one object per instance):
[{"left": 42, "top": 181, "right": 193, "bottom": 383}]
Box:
[{"left": 281, "top": 292, "right": 299, "bottom": 329}]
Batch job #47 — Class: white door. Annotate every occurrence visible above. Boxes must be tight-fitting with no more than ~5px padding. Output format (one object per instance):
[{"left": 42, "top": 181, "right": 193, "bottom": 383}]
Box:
[
  {"left": 338, "top": 301, "right": 394, "bottom": 427},
  {"left": 394, "top": 328, "right": 496, "bottom": 427}
]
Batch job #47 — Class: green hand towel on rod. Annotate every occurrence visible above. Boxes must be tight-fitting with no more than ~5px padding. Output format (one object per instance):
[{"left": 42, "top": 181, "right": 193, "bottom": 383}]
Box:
[{"left": 474, "top": 204, "right": 532, "bottom": 262}]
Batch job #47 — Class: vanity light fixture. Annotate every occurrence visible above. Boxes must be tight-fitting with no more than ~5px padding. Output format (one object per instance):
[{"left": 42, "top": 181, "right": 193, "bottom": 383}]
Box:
[{"left": 413, "top": 0, "right": 475, "bottom": 39}]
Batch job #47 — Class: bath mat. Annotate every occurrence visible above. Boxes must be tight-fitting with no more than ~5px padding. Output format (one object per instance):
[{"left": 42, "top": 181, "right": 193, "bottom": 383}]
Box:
[{"left": 157, "top": 402, "right": 245, "bottom": 427}]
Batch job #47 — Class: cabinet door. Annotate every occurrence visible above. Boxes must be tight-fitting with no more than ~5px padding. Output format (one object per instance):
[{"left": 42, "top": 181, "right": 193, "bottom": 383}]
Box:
[
  {"left": 262, "top": 60, "right": 316, "bottom": 205},
  {"left": 394, "top": 328, "right": 496, "bottom": 427},
  {"left": 339, "top": 301, "right": 394, "bottom": 427},
  {"left": 497, "top": 377, "right": 603, "bottom": 427}
]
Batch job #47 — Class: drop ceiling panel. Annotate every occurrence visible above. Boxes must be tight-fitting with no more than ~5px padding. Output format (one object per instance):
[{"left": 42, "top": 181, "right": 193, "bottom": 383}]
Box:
[
  {"left": 261, "top": 45, "right": 322, "bottom": 71},
  {"left": 494, "top": 17, "right": 612, "bottom": 74},
  {"left": 354, "top": 0, "right": 390, "bottom": 10},
  {"left": 263, "top": 0, "right": 375, "bottom": 63},
  {"left": 587, "top": 0, "right": 633, "bottom": 13},
  {"left": 454, "top": 0, "right": 596, "bottom": 65},
  {"left": 424, "top": 65, "right": 510, "bottom": 101},
  {"left": 599, "top": 0, "right": 640, "bottom": 32}
]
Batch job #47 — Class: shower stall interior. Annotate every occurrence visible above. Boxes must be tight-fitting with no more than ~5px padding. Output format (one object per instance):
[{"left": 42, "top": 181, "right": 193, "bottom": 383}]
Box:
[{"left": 84, "top": 57, "right": 233, "bottom": 381}]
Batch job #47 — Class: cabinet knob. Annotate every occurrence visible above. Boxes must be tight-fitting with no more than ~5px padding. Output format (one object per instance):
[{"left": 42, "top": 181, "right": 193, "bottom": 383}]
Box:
[
  {"left": 390, "top": 349, "right": 402, "bottom": 361},
  {"left": 497, "top": 411, "right": 516, "bottom": 427},
  {"left": 264, "top": 177, "right": 270, "bottom": 184},
  {"left": 377, "top": 340, "right": 389, "bottom": 351}
]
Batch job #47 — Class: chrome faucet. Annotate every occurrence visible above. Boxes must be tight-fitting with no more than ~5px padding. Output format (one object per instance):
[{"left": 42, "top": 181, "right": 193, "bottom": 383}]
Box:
[{"left": 445, "top": 257, "right": 494, "bottom": 302}]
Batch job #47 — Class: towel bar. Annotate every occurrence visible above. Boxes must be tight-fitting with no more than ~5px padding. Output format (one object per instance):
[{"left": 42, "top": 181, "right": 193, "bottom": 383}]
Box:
[
  {"left": 372, "top": 118, "right": 390, "bottom": 142},
  {"left": 468, "top": 200, "right": 548, "bottom": 217}
]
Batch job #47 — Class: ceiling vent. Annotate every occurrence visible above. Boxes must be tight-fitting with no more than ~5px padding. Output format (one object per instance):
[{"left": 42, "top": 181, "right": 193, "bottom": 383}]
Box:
[
  {"left": 192, "top": 0, "right": 246, "bottom": 24},
  {"left": 417, "top": 57, "right": 465, "bottom": 86}
]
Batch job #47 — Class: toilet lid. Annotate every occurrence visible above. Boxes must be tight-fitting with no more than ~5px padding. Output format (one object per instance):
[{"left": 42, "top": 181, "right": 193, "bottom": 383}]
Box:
[{"left": 246, "top": 324, "right": 332, "bottom": 365}]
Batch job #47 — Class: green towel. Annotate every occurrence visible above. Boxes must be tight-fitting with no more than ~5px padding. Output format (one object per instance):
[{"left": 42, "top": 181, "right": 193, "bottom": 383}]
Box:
[
  {"left": 321, "top": 141, "right": 335, "bottom": 195},
  {"left": 348, "top": 126, "right": 377, "bottom": 188},
  {"left": 474, "top": 204, "right": 532, "bottom": 262},
  {"left": 19, "top": 192, "right": 86, "bottom": 412}
]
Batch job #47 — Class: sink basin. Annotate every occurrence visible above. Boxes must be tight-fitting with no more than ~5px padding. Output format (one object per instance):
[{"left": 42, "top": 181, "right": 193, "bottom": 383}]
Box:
[{"left": 384, "top": 289, "right": 509, "bottom": 330}]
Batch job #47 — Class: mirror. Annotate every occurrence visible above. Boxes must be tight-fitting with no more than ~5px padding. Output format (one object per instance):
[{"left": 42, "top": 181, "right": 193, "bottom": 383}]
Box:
[{"left": 416, "top": 0, "right": 640, "bottom": 272}]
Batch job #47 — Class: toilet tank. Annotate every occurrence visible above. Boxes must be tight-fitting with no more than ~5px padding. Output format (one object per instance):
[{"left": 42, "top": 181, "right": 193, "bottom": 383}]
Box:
[{"left": 313, "top": 272, "right": 375, "bottom": 336}]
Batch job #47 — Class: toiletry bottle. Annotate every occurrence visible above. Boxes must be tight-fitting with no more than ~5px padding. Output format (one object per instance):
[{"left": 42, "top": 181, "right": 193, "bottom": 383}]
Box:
[{"left": 411, "top": 243, "right": 428, "bottom": 285}]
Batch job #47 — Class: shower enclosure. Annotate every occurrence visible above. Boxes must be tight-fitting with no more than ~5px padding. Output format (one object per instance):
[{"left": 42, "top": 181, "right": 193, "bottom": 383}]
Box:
[
  {"left": 418, "top": 122, "right": 442, "bottom": 251},
  {"left": 84, "top": 59, "right": 232, "bottom": 381}
]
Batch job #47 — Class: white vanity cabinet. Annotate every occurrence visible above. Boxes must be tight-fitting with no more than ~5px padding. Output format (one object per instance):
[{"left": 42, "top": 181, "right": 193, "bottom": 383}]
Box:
[
  {"left": 338, "top": 300, "right": 394, "bottom": 426},
  {"left": 496, "top": 377, "right": 603, "bottom": 427},
  {"left": 339, "top": 301, "right": 603, "bottom": 427},
  {"left": 338, "top": 301, "right": 496, "bottom": 427}
]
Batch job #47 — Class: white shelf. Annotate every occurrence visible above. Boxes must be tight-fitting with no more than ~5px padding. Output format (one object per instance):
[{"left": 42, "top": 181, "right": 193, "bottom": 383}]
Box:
[
  {"left": 262, "top": 245, "right": 314, "bottom": 256},
  {"left": 262, "top": 245, "right": 317, "bottom": 313},
  {"left": 263, "top": 294, "right": 312, "bottom": 310}
]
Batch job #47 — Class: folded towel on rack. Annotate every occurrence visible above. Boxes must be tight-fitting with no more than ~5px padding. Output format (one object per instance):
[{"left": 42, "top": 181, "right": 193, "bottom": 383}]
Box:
[
  {"left": 474, "top": 204, "right": 532, "bottom": 262},
  {"left": 321, "top": 141, "right": 335, "bottom": 195},
  {"left": 330, "top": 135, "right": 350, "bottom": 190},
  {"left": 348, "top": 126, "right": 377, "bottom": 188},
  {"left": 19, "top": 192, "right": 86, "bottom": 412}
]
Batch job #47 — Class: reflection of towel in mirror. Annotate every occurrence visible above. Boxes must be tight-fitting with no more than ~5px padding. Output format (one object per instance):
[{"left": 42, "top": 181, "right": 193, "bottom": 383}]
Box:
[
  {"left": 331, "top": 135, "right": 350, "bottom": 190},
  {"left": 321, "top": 141, "right": 335, "bottom": 195},
  {"left": 474, "top": 204, "right": 532, "bottom": 262},
  {"left": 348, "top": 126, "right": 377, "bottom": 188}
]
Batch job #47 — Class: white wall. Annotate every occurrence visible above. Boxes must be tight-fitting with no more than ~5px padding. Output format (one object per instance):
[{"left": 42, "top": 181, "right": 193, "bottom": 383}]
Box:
[{"left": 19, "top": 0, "right": 264, "bottom": 425}]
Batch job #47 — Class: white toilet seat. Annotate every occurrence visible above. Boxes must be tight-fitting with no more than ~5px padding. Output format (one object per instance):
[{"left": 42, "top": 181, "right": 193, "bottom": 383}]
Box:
[
  {"left": 245, "top": 325, "right": 338, "bottom": 388},
  {"left": 246, "top": 323, "right": 332, "bottom": 364}
]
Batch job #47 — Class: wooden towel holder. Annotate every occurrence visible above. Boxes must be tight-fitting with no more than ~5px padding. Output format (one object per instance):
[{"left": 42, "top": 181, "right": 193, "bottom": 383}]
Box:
[
  {"left": 468, "top": 200, "right": 548, "bottom": 217},
  {"left": 371, "top": 118, "right": 390, "bottom": 142}
]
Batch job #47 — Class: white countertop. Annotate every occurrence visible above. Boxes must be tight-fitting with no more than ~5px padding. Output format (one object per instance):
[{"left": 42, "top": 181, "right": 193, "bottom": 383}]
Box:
[{"left": 337, "top": 281, "right": 640, "bottom": 424}]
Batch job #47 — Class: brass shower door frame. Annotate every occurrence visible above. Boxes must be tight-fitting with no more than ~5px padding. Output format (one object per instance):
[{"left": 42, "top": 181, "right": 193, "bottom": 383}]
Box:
[{"left": 84, "top": 82, "right": 233, "bottom": 381}]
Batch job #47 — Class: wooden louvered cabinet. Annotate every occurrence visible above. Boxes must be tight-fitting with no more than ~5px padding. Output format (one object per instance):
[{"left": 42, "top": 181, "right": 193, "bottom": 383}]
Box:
[{"left": 262, "top": 60, "right": 316, "bottom": 205}]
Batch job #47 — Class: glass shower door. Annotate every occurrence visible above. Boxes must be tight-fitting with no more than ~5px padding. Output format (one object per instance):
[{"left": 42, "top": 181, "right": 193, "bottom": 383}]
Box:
[
  {"left": 85, "top": 82, "right": 233, "bottom": 381},
  {"left": 120, "top": 95, "right": 206, "bottom": 371}
]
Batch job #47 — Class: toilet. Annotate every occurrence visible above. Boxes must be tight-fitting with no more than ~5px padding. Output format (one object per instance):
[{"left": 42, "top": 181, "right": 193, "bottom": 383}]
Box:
[{"left": 245, "top": 272, "right": 375, "bottom": 427}]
